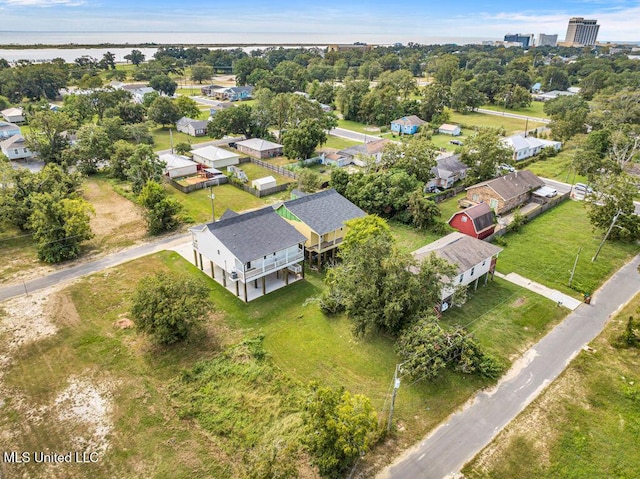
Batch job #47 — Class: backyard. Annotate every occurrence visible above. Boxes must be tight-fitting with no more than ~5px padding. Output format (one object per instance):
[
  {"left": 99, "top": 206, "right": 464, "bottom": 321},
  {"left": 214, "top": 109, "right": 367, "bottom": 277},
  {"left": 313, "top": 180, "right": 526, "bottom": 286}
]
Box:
[{"left": 447, "top": 111, "right": 546, "bottom": 135}]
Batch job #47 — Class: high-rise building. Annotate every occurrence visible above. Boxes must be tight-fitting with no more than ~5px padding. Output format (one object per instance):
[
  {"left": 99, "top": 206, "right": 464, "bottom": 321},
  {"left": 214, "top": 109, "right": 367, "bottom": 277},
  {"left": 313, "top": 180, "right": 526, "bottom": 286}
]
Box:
[
  {"left": 537, "top": 34, "right": 558, "bottom": 47},
  {"left": 564, "top": 17, "right": 600, "bottom": 46},
  {"left": 504, "top": 33, "right": 535, "bottom": 48}
]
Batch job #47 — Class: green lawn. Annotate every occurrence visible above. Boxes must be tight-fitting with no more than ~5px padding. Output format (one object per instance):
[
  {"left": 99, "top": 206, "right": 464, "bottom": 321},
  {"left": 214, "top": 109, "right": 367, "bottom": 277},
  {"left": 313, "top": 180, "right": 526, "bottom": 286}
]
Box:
[
  {"left": 448, "top": 111, "right": 546, "bottom": 136},
  {"left": 389, "top": 220, "right": 442, "bottom": 252},
  {"left": 0, "top": 248, "right": 570, "bottom": 478},
  {"left": 0, "top": 223, "right": 40, "bottom": 285},
  {"left": 337, "top": 119, "right": 382, "bottom": 135},
  {"left": 480, "top": 101, "right": 548, "bottom": 119},
  {"left": 150, "top": 127, "right": 211, "bottom": 151},
  {"left": 163, "top": 183, "right": 268, "bottom": 223},
  {"left": 496, "top": 200, "right": 640, "bottom": 298},
  {"left": 234, "top": 161, "right": 294, "bottom": 186},
  {"left": 526, "top": 137, "right": 587, "bottom": 184},
  {"left": 322, "top": 135, "right": 361, "bottom": 150},
  {"left": 463, "top": 293, "right": 640, "bottom": 479},
  {"left": 437, "top": 192, "right": 468, "bottom": 220},
  {"left": 429, "top": 129, "right": 472, "bottom": 152}
]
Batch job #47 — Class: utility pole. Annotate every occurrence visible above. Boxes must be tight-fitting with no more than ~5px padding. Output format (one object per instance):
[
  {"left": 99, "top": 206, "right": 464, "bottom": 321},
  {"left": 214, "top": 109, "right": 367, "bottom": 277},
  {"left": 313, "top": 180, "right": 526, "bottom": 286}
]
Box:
[
  {"left": 568, "top": 247, "right": 582, "bottom": 287},
  {"left": 592, "top": 210, "right": 622, "bottom": 262},
  {"left": 387, "top": 363, "right": 402, "bottom": 433},
  {"left": 209, "top": 185, "right": 215, "bottom": 223}
]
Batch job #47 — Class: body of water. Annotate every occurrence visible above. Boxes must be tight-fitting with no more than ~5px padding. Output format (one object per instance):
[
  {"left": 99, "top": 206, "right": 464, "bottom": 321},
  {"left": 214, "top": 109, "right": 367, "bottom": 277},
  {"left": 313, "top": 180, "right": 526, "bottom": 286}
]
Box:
[{"left": 0, "top": 31, "right": 495, "bottom": 63}]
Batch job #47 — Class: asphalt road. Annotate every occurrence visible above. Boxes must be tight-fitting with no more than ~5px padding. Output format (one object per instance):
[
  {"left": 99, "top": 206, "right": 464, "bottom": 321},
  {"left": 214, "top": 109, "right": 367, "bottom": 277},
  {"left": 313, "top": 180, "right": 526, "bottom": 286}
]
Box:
[
  {"left": 378, "top": 253, "right": 640, "bottom": 479},
  {"left": 328, "top": 127, "right": 380, "bottom": 143},
  {"left": 0, "top": 233, "right": 190, "bottom": 302},
  {"left": 476, "top": 108, "right": 551, "bottom": 124}
]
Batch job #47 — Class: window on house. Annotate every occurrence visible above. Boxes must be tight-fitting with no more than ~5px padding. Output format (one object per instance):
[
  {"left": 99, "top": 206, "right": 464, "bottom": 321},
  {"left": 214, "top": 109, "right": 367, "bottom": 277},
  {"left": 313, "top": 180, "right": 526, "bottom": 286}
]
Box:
[
  {"left": 461, "top": 216, "right": 467, "bottom": 223},
  {"left": 459, "top": 274, "right": 463, "bottom": 283},
  {"left": 482, "top": 260, "right": 486, "bottom": 266},
  {"left": 471, "top": 267, "right": 475, "bottom": 276},
  {"left": 217, "top": 250, "right": 220, "bottom": 255},
  {"left": 14, "top": 149, "right": 18, "bottom": 154},
  {"left": 472, "top": 194, "right": 479, "bottom": 202}
]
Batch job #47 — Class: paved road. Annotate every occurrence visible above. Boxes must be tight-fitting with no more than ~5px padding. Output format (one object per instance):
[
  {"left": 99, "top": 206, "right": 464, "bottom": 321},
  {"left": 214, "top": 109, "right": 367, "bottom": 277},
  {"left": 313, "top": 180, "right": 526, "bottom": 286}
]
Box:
[
  {"left": 155, "top": 136, "right": 243, "bottom": 156},
  {"left": 540, "top": 177, "right": 572, "bottom": 196},
  {"left": 476, "top": 108, "right": 551, "bottom": 124},
  {"left": 328, "top": 127, "right": 380, "bottom": 143},
  {"left": 0, "top": 233, "right": 190, "bottom": 302},
  {"left": 379, "top": 253, "right": 640, "bottom": 479}
]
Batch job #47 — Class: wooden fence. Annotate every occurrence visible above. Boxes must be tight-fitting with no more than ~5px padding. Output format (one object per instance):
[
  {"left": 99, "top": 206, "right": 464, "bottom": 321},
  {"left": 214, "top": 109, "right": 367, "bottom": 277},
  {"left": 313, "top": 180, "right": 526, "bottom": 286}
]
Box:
[
  {"left": 166, "top": 176, "right": 228, "bottom": 194},
  {"left": 247, "top": 157, "right": 298, "bottom": 179},
  {"left": 231, "top": 181, "right": 296, "bottom": 198}
]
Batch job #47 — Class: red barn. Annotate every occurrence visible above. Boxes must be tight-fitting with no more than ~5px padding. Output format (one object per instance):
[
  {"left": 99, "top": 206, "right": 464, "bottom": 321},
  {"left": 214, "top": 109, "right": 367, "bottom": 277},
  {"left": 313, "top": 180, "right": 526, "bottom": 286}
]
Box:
[{"left": 448, "top": 203, "right": 496, "bottom": 239}]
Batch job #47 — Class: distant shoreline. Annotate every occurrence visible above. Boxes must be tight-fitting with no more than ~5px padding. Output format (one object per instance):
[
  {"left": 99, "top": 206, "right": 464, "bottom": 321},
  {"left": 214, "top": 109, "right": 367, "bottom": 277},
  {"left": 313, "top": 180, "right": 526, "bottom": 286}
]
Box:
[{"left": 0, "top": 43, "right": 332, "bottom": 50}]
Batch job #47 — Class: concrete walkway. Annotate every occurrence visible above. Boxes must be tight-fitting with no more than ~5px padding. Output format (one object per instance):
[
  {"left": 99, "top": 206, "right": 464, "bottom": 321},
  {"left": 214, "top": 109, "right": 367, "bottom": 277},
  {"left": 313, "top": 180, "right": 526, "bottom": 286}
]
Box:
[
  {"left": 379, "top": 253, "right": 640, "bottom": 479},
  {"left": 494, "top": 271, "right": 583, "bottom": 310}
]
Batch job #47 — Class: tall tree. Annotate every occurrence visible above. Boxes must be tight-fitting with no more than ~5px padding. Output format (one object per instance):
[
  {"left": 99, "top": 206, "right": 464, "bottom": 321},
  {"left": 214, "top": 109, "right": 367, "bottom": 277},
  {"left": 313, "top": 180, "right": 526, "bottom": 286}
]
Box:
[
  {"left": 124, "top": 49, "right": 145, "bottom": 66},
  {"left": 126, "top": 145, "right": 165, "bottom": 194},
  {"left": 147, "top": 96, "right": 181, "bottom": 127},
  {"left": 587, "top": 173, "right": 640, "bottom": 241},
  {"left": 174, "top": 95, "right": 201, "bottom": 119},
  {"left": 461, "top": 129, "right": 512, "bottom": 184},
  {"left": 25, "top": 110, "right": 75, "bottom": 164},
  {"left": 149, "top": 74, "right": 178, "bottom": 96},
  {"left": 380, "top": 136, "right": 438, "bottom": 183},
  {"left": 282, "top": 118, "right": 327, "bottom": 160},
  {"left": 138, "top": 181, "right": 181, "bottom": 234}
]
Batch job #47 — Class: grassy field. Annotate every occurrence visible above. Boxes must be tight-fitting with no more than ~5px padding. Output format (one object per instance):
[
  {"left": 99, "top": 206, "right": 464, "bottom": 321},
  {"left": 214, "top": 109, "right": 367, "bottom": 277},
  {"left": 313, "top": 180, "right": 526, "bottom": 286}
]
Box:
[
  {"left": 235, "top": 161, "right": 293, "bottom": 186},
  {"left": 448, "top": 111, "right": 546, "bottom": 136},
  {"left": 150, "top": 127, "right": 211, "bottom": 151},
  {"left": 0, "top": 248, "right": 570, "bottom": 478},
  {"left": 429, "top": 129, "right": 471, "bottom": 152},
  {"left": 463, "top": 293, "right": 640, "bottom": 479},
  {"left": 479, "top": 101, "right": 548, "bottom": 119},
  {"left": 389, "top": 220, "right": 443, "bottom": 252},
  {"left": 337, "top": 119, "right": 382, "bottom": 135},
  {"left": 526, "top": 137, "right": 587, "bottom": 184},
  {"left": 437, "top": 192, "right": 468, "bottom": 220},
  {"left": 0, "top": 224, "right": 40, "bottom": 285},
  {"left": 322, "top": 135, "right": 361, "bottom": 150},
  {"left": 163, "top": 183, "right": 269, "bottom": 223},
  {"left": 496, "top": 200, "right": 640, "bottom": 298}
]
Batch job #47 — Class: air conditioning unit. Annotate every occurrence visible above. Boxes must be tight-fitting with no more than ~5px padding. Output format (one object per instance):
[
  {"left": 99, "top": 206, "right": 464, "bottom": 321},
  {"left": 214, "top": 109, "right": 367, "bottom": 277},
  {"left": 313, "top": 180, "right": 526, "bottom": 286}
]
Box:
[
  {"left": 288, "top": 264, "right": 302, "bottom": 274},
  {"left": 441, "top": 302, "right": 450, "bottom": 312},
  {"left": 230, "top": 271, "right": 238, "bottom": 280}
]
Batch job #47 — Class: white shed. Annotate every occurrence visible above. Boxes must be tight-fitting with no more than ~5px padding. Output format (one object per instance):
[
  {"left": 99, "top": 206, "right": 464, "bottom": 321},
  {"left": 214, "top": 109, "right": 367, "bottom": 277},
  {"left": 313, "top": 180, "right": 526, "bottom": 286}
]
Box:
[
  {"left": 1, "top": 107, "right": 25, "bottom": 124},
  {"left": 191, "top": 146, "right": 240, "bottom": 169},
  {"left": 251, "top": 176, "right": 277, "bottom": 191},
  {"left": 438, "top": 124, "right": 461, "bottom": 136},
  {"left": 159, "top": 153, "right": 198, "bottom": 179}
]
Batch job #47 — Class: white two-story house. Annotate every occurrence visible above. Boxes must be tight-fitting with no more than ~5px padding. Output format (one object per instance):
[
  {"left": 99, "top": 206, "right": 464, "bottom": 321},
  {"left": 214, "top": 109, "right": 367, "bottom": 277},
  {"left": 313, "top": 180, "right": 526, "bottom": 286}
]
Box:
[
  {"left": 412, "top": 232, "right": 503, "bottom": 311},
  {"left": 189, "top": 207, "right": 307, "bottom": 302}
]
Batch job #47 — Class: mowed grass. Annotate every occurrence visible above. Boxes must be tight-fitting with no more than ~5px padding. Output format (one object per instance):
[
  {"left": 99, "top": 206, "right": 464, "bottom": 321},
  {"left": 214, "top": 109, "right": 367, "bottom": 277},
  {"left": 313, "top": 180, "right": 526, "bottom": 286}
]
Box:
[
  {"left": 496, "top": 200, "right": 640, "bottom": 298},
  {"left": 527, "top": 136, "right": 587, "bottom": 184},
  {"left": 322, "top": 135, "right": 361, "bottom": 150},
  {"left": 463, "top": 293, "right": 640, "bottom": 479},
  {"left": 163, "top": 183, "right": 268, "bottom": 223},
  {"left": 479, "top": 101, "right": 548, "bottom": 119},
  {"left": 0, "top": 223, "right": 41, "bottom": 285},
  {"left": 337, "top": 118, "right": 382, "bottom": 135},
  {"left": 150, "top": 127, "right": 211, "bottom": 151},
  {"left": 235, "top": 161, "right": 293, "bottom": 186},
  {"left": 448, "top": 111, "right": 546, "bottom": 135},
  {"left": 389, "top": 220, "right": 443, "bottom": 252}
]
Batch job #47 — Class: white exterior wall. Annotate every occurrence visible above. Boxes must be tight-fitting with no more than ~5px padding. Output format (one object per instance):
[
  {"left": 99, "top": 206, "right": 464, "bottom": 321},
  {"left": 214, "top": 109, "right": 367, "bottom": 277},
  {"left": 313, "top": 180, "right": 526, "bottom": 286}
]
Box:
[
  {"left": 193, "top": 153, "right": 239, "bottom": 169},
  {"left": 167, "top": 164, "right": 197, "bottom": 178},
  {"left": 440, "top": 258, "right": 494, "bottom": 301},
  {"left": 1, "top": 144, "right": 33, "bottom": 160},
  {"left": 192, "top": 229, "right": 303, "bottom": 282}
]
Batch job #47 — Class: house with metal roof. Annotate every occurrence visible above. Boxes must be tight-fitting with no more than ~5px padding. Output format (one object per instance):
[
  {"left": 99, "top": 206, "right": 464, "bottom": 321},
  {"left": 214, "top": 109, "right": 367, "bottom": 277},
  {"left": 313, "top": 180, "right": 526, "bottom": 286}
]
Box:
[
  {"left": 0, "top": 121, "right": 21, "bottom": 140},
  {"left": 235, "top": 138, "right": 283, "bottom": 159},
  {"left": 189, "top": 207, "right": 307, "bottom": 302},
  {"left": 322, "top": 138, "right": 391, "bottom": 168},
  {"left": 448, "top": 203, "right": 496, "bottom": 239},
  {"left": 501, "top": 134, "right": 562, "bottom": 161},
  {"left": 159, "top": 153, "right": 198, "bottom": 179},
  {"left": 176, "top": 117, "right": 209, "bottom": 137},
  {"left": 1, "top": 107, "right": 25, "bottom": 124},
  {"left": 465, "top": 170, "right": 545, "bottom": 215},
  {"left": 438, "top": 123, "right": 462, "bottom": 136},
  {"left": 412, "top": 232, "right": 503, "bottom": 310},
  {"left": 1, "top": 135, "right": 35, "bottom": 160},
  {"left": 390, "top": 115, "right": 426, "bottom": 135},
  {"left": 274, "top": 189, "right": 366, "bottom": 269},
  {"left": 191, "top": 146, "right": 240, "bottom": 169}
]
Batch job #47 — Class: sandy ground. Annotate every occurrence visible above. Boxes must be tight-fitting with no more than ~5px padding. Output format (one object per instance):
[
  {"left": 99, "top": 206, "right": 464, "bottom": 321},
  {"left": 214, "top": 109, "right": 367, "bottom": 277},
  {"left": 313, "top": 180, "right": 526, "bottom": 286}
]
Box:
[{"left": 0, "top": 287, "right": 114, "bottom": 475}]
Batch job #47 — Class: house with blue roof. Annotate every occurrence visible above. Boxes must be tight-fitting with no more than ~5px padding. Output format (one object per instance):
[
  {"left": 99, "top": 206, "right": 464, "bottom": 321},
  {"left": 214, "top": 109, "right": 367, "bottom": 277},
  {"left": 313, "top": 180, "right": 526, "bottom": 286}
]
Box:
[{"left": 390, "top": 115, "right": 426, "bottom": 135}]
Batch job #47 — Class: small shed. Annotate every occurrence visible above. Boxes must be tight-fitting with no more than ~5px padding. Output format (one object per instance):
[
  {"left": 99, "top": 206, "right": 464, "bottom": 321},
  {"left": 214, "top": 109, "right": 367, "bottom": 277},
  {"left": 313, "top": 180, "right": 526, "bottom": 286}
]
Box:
[
  {"left": 251, "top": 176, "right": 277, "bottom": 191},
  {"left": 438, "top": 124, "right": 462, "bottom": 136},
  {"left": 160, "top": 153, "right": 198, "bottom": 179},
  {"left": 1, "top": 107, "right": 25, "bottom": 124}
]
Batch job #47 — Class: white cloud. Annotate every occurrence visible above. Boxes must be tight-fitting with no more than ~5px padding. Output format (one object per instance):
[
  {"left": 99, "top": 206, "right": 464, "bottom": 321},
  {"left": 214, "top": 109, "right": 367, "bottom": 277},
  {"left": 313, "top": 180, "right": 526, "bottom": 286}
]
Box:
[{"left": 0, "top": 0, "right": 85, "bottom": 6}]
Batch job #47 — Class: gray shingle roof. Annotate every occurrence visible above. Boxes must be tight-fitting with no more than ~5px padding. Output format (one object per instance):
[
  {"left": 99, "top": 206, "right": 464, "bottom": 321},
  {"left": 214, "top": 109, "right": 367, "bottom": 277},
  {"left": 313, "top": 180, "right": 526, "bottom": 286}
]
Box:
[
  {"left": 412, "top": 232, "right": 503, "bottom": 274},
  {"left": 431, "top": 154, "right": 468, "bottom": 179},
  {"left": 281, "top": 188, "right": 366, "bottom": 235},
  {"left": 462, "top": 203, "right": 494, "bottom": 233},
  {"left": 207, "top": 207, "right": 306, "bottom": 263}
]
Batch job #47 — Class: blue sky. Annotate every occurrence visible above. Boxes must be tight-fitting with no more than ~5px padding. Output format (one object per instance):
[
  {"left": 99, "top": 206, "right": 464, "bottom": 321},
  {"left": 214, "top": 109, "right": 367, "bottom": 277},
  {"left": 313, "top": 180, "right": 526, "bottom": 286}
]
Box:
[{"left": 0, "top": 0, "right": 639, "bottom": 42}]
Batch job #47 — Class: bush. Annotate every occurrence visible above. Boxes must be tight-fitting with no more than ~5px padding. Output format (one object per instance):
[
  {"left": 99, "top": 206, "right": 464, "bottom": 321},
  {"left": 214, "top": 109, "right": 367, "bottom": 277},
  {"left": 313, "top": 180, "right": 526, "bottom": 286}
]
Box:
[
  {"left": 131, "top": 271, "right": 211, "bottom": 345},
  {"left": 493, "top": 235, "right": 508, "bottom": 247}
]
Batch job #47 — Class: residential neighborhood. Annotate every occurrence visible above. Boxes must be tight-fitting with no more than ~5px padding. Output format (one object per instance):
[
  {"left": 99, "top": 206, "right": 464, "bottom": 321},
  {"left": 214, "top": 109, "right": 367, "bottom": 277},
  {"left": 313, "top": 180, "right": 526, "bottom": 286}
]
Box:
[{"left": 0, "top": 32, "right": 639, "bottom": 479}]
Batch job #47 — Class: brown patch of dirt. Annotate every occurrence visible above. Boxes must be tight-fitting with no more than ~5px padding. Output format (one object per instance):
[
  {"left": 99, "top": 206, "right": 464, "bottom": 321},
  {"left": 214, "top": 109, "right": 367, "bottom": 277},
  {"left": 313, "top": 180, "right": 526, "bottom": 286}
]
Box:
[
  {"left": 51, "top": 291, "right": 82, "bottom": 327},
  {"left": 512, "top": 297, "right": 527, "bottom": 307},
  {"left": 83, "top": 179, "right": 147, "bottom": 248},
  {"left": 113, "top": 317, "right": 134, "bottom": 329}
]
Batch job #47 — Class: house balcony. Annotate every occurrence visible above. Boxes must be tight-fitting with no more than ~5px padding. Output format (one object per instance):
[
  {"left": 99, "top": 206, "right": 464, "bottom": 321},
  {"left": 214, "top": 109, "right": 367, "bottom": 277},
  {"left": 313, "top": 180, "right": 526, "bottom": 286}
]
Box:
[
  {"left": 306, "top": 237, "right": 343, "bottom": 253},
  {"left": 233, "top": 251, "right": 304, "bottom": 282}
]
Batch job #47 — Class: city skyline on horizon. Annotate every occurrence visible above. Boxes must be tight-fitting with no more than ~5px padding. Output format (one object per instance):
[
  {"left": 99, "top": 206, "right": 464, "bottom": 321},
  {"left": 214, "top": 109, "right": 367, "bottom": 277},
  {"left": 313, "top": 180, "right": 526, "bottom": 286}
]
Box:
[{"left": 0, "top": 0, "right": 639, "bottom": 43}]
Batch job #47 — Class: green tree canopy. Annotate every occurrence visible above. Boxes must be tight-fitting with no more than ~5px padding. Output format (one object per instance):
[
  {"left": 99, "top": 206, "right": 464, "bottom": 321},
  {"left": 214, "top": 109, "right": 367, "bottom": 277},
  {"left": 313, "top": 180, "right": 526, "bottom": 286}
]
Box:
[
  {"left": 130, "top": 271, "right": 211, "bottom": 345},
  {"left": 147, "top": 96, "right": 182, "bottom": 127}
]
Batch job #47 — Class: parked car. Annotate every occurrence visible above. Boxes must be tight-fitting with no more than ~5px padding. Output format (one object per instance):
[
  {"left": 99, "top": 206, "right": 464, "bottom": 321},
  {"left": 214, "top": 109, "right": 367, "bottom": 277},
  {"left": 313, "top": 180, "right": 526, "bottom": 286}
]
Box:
[
  {"left": 449, "top": 140, "right": 464, "bottom": 146},
  {"left": 574, "top": 183, "right": 593, "bottom": 194},
  {"left": 499, "top": 163, "right": 515, "bottom": 173}
]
